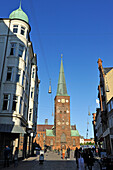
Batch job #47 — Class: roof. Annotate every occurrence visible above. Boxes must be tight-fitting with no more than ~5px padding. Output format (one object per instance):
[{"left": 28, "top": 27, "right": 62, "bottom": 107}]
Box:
[
  {"left": 9, "top": 3, "right": 29, "bottom": 23},
  {"left": 71, "top": 130, "right": 79, "bottom": 136},
  {"left": 37, "top": 125, "right": 53, "bottom": 132},
  {"left": 37, "top": 124, "right": 76, "bottom": 131},
  {"left": 46, "top": 129, "right": 55, "bottom": 136},
  {"left": 57, "top": 59, "right": 68, "bottom": 96},
  {"left": 0, "top": 124, "right": 26, "bottom": 134},
  {"left": 103, "top": 67, "right": 113, "bottom": 75},
  {"left": 84, "top": 139, "right": 91, "bottom": 141}
]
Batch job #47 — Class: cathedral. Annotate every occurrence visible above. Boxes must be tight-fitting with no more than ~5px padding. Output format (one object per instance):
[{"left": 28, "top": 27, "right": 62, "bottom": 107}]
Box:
[{"left": 35, "top": 58, "right": 80, "bottom": 150}]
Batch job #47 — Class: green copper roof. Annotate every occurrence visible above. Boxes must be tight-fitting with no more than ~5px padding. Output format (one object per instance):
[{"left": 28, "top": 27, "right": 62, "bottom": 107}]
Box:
[
  {"left": 57, "top": 59, "right": 68, "bottom": 96},
  {"left": 9, "top": 3, "right": 29, "bottom": 23},
  {"left": 71, "top": 130, "right": 80, "bottom": 136},
  {"left": 46, "top": 129, "right": 55, "bottom": 136}
]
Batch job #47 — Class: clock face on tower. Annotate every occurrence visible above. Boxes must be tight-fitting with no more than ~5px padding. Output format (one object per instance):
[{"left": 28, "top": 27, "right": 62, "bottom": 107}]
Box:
[{"left": 61, "top": 99, "right": 65, "bottom": 103}]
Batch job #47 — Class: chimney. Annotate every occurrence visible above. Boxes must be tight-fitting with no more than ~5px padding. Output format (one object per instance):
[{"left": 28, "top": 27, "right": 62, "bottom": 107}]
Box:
[{"left": 45, "top": 119, "right": 48, "bottom": 125}]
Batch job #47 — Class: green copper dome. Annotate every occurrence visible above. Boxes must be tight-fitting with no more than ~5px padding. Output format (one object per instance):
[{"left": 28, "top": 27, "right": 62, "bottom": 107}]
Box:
[{"left": 9, "top": 4, "right": 29, "bottom": 23}]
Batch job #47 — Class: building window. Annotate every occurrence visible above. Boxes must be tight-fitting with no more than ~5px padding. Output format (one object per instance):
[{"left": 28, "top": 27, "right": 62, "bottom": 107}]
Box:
[
  {"left": 16, "top": 69, "right": 21, "bottom": 83},
  {"left": 73, "top": 139, "right": 75, "bottom": 146},
  {"left": 10, "top": 43, "right": 16, "bottom": 55},
  {"left": 12, "top": 95, "right": 18, "bottom": 111},
  {"left": 60, "top": 111, "right": 62, "bottom": 114},
  {"left": 38, "top": 134, "right": 40, "bottom": 138},
  {"left": 31, "top": 88, "right": 33, "bottom": 98},
  {"left": 50, "top": 139, "right": 53, "bottom": 146},
  {"left": 108, "top": 103, "right": 111, "bottom": 112},
  {"left": 29, "top": 109, "right": 32, "bottom": 121},
  {"left": 21, "top": 26, "right": 25, "bottom": 35},
  {"left": 13, "top": 25, "right": 18, "bottom": 33},
  {"left": 64, "top": 111, "right": 66, "bottom": 114},
  {"left": 32, "top": 68, "right": 35, "bottom": 78},
  {"left": 61, "top": 133, "right": 66, "bottom": 143},
  {"left": 43, "top": 134, "right": 45, "bottom": 138},
  {"left": 19, "top": 97, "right": 22, "bottom": 114},
  {"left": 2, "top": 94, "right": 10, "bottom": 110},
  {"left": 111, "top": 99, "right": 113, "bottom": 110},
  {"left": 18, "top": 44, "right": 24, "bottom": 57},
  {"left": 6, "top": 67, "right": 13, "bottom": 81},
  {"left": 24, "top": 49, "right": 27, "bottom": 61},
  {"left": 22, "top": 71, "right": 25, "bottom": 86}
]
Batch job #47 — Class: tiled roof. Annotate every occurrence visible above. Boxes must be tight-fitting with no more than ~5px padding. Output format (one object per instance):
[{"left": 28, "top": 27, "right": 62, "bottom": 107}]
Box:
[
  {"left": 37, "top": 124, "right": 76, "bottom": 132},
  {"left": 46, "top": 129, "right": 55, "bottom": 136},
  {"left": 103, "top": 67, "right": 113, "bottom": 75},
  {"left": 71, "top": 130, "right": 79, "bottom": 136},
  {"left": 84, "top": 139, "right": 91, "bottom": 141},
  {"left": 37, "top": 125, "right": 53, "bottom": 132}
]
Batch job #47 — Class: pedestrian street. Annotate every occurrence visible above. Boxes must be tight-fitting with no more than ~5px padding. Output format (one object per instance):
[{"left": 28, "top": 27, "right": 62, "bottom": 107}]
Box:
[{"left": 1, "top": 151, "right": 101, "bottom": 170}]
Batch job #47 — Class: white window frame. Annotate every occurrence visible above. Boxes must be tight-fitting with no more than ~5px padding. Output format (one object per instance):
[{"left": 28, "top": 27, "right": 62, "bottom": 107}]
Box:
[
  {"left": 16, "top": 69, "right": 21, "bottom": 83},
  {"left": 21, "top": 26, "right": 25, "bottom": 35},
  {"left": 10, "top": 43, "right": 16, "bottom": 56},
  {"left": 6, "top": 67, "right": 13, "bottom": 81},
  {"left": 13, "top": 25, "right": 18, "bottom": 33},
  {"left": 2, "top": 94, "right": 10, "bottom": 110},
  {"left": 12, "top": 95, "right": 18, "bottom": 111},
  {"left": 18, "top": 44, "right": 24, "bottom": 58}
]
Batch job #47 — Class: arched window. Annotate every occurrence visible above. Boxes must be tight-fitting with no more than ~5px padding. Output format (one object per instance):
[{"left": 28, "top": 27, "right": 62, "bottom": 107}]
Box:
[
  {"left": 61, "top": 133, "right": 66, "bottom": 143},
  {"left": 50, "top": 139, "right": 53, "bottom": 146},
  {"left": 73, "top": 139, "right": 75, "bottom": 146}
]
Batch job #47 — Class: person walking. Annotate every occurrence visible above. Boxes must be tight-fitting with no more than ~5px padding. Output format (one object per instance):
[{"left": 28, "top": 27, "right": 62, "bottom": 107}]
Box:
[
  {"left": 74, "top": 147, "right": 80, "bottom": 168},
  {"left": 67, "top": 146, "right": 70, "bottom": 158},
  {"left": 83, "top": 149, "right": 89, "bottom": 169},
  {"left": 62, "top": 148, "right": 65, "bottom": 159},
  {"left": 4, "top": 145, "right": 11, "bottom": 167},
  {"left": 87, "top": 149, "right": 94, "bottom": 170},
  {"left": 14, "top": 147, "right": 18, "bottom": 167},
  {"left": 58, "top": 148, "right": 60, "bottom": 155}
]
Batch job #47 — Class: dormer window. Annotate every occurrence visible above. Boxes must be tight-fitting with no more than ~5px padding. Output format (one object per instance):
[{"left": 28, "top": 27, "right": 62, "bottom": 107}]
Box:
[
  {"left": 13, "top": 25, "right": 18, "bottom": 33},
  {"left": 21, "top": 26, "right": 25, "bottom": 35}
]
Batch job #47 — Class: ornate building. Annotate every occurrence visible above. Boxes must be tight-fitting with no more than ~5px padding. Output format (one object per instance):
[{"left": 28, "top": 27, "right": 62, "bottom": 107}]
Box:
[
  {"left": 0, "top": 2, "right": 39, "bottom": 160},
  {"left": 35, "top": 59, "right": 80, "bottom": 150}
]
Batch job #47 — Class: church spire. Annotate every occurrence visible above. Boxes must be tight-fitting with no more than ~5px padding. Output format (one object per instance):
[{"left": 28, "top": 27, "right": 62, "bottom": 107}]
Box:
[{"left": 57, "top": 57, "right": 68, "bottom": 96}]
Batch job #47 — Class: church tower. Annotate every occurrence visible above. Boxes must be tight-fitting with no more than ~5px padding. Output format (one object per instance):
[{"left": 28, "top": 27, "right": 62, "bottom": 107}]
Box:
[{"left": 54, "top": 58, "right": 71, "bottom": 149}]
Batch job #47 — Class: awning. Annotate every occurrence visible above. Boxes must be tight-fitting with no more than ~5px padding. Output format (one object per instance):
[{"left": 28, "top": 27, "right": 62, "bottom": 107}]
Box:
[{"left": 0, "top": 124, "right": 26, "bottom": 134}]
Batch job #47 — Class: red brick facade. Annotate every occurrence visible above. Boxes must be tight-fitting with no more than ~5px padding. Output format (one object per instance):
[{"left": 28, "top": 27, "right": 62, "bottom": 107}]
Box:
[{"left": 34, "top": 96, "right": 80, "bottom": 150}]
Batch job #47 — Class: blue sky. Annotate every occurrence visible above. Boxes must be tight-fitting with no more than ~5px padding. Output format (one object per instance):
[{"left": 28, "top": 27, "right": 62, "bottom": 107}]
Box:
[{"left": 1, "top": 0, "right": 113, "bottom": 138}]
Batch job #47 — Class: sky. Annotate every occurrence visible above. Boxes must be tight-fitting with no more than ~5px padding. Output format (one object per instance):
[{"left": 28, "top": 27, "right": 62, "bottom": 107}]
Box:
[{"left": 1, "top": 0, "right": 113, "bottom": 138}]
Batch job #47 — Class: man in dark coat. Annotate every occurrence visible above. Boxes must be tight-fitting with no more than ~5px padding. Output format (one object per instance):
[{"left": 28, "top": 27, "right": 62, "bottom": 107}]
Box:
[
  {"left": 4, "top": 145, "right": 11, "bottom": 167},
  {"left": 74, "top": 147, "right": 80, "bottom": 168},
  {"left": 67, "top": 146, "right": 70, "bottom": 158}
]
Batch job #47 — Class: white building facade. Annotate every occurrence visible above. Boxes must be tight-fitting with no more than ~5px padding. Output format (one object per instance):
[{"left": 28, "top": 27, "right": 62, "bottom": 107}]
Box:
[{"left": 0, "top": 4, "right": 39, "bottom": 160}]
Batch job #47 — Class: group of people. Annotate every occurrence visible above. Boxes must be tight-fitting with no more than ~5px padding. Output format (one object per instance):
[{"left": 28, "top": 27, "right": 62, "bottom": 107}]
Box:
[
  {"left": 59, "top": 146, "right": 70, "bottom": 159},
  {"left": 4, "top": 145, "right": 18, "bottom": 168},
  {"left": 74, "top": 147, "right": 94, "bottom": 170}
]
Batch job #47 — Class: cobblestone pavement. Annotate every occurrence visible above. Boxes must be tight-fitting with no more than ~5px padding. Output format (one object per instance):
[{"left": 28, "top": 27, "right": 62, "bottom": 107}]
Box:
[{"left": 1, "top": 151, "right": 101, "bottom": 170}]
